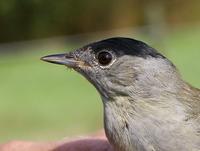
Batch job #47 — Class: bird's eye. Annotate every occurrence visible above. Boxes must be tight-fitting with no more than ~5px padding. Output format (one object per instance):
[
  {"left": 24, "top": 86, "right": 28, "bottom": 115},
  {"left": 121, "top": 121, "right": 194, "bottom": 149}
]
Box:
[{"left": 97, "top": 51, "right": 113, "bottom": 66}]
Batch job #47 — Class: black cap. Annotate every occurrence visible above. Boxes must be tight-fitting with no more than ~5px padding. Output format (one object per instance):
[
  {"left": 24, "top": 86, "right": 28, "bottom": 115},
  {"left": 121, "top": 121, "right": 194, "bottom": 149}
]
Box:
[{"left": 88, "top": 37, "right": 165, "bottom": 59}]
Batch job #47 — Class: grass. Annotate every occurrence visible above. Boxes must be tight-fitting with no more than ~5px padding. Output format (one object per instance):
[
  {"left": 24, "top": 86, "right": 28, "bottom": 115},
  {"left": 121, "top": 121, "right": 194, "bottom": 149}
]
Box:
[{"left": 0, "top": 25, "right": 200, "bottom": 142}]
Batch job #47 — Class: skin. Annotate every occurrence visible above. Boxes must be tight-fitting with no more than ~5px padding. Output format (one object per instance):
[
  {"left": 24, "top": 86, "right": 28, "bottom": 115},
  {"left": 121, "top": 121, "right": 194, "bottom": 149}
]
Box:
[
  {"left": 41, "top": 37, "right": 200, "bottom": 151},
  {"left": 0, "top": 131, "right": 114, "bottom": 151}
]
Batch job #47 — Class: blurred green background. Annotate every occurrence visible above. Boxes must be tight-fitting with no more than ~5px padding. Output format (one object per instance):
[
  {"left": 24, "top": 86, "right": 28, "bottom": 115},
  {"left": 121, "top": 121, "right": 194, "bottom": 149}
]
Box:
[{"left": 0, "top": 0, "right": 200, "bottom": 142}]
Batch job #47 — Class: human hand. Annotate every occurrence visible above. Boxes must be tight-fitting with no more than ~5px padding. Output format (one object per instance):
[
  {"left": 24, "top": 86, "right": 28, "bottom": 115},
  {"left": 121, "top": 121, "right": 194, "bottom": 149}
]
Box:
[{"left": 0, "top": 131, "right": 114, "bottom": 151}]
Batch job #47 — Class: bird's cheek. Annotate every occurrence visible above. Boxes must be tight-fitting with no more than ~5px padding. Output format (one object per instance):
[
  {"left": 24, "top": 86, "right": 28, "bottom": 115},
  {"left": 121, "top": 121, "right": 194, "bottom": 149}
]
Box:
[{"left": 75, "top": 67, "right": 95, "bottom": 82}]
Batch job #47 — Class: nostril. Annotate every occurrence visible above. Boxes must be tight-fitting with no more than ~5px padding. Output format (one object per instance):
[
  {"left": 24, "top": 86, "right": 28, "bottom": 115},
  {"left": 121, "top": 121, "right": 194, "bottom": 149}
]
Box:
[{"left": 65, "top": 53, "right": 74, "bottom": 59}]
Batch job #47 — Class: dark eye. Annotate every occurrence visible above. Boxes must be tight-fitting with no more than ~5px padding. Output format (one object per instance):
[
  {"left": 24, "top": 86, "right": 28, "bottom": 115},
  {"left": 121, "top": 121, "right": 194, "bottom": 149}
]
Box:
[{"left": 97, "top": 51, "right": 113, "bottom": 66}]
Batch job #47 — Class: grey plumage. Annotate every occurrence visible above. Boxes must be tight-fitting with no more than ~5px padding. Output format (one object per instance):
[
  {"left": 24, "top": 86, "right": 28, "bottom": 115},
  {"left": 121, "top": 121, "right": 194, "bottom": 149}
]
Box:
[{"left": 41, "top": 37, "right": 200, "bottom": 151}]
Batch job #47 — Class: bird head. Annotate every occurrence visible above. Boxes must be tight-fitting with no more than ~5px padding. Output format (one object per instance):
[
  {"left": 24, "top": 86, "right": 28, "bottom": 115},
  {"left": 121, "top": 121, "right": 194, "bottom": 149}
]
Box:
[{"left": 41, "top": 37, "right": 181, "bottom": 101}]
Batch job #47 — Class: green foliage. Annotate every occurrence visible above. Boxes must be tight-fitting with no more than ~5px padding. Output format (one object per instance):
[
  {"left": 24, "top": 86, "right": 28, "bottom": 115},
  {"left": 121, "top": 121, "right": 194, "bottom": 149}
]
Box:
[
  {"left": 0, "top": 0, "right": 200, "bottom": 43},
  {"left": 0, "top": 0, "right": 116, "bottom": 42}
]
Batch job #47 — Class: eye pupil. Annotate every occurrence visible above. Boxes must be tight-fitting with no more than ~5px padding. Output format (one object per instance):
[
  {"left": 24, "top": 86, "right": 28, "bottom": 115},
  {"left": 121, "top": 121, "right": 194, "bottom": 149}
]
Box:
[{"left": 97, "top": 51, "right": 112, "bottom": 66}]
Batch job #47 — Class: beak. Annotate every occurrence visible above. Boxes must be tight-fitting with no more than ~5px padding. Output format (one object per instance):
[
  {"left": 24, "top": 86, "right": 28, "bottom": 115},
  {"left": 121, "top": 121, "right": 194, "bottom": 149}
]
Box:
[{"left": 41, "top": 53, "right": 79, "bottom": 68}]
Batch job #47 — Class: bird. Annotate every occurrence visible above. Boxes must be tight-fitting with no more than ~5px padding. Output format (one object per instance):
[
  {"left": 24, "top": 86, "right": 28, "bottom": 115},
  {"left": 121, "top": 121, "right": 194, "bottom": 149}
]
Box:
[{"left": 41, "top": 37, "right": 200, "bottom": 151}]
